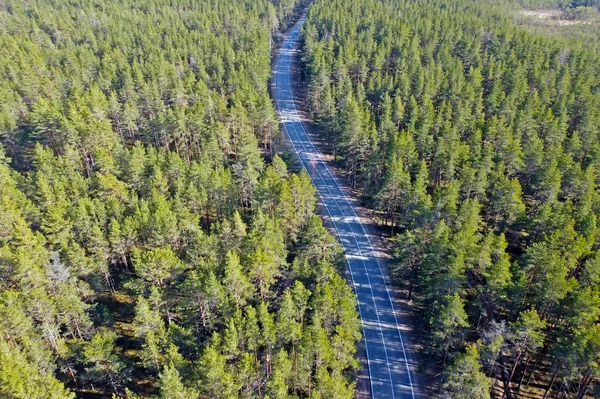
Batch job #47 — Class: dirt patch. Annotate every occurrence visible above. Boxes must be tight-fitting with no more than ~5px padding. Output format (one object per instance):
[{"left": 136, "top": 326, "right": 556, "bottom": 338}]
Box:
[
  {"left": 517, "top": 8, "right": 594, "bottom": 26},
  {"left": 519, "top": 9, "right": 562, "bottom": 20}
]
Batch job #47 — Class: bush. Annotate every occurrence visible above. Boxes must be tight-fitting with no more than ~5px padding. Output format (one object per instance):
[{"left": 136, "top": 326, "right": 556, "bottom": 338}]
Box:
[{"left": 563, "top": 5, "right": 600, "bottom": 19}]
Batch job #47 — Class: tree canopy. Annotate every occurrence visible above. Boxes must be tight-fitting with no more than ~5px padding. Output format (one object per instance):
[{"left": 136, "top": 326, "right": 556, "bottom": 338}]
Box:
[
  {"left": 302, "top": 0, "right": 600, "bottom": 396},
  {"left": 0, "top": 0, "right": 361, "bottom": 397}
]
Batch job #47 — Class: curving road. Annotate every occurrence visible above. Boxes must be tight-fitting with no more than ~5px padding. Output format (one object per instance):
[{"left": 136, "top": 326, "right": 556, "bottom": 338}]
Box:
[{"left": 272, "top": 16, "right": 417, "bottom": 399}]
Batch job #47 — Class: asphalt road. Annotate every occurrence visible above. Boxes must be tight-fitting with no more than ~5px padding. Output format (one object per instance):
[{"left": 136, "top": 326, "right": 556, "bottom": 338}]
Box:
[{"left": 272, "top": 16, "right": 417, "bottom": 399}]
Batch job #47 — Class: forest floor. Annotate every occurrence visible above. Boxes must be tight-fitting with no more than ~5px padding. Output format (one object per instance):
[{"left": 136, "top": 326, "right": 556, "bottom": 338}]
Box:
[{"left": 270, "top": 12, "right": 433, "bottom": 399}]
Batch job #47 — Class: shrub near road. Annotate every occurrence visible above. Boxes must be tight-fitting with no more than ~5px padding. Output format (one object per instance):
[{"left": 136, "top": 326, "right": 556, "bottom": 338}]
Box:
[{"left": 302, "top": 0, "right": 600, "bottom": 397}]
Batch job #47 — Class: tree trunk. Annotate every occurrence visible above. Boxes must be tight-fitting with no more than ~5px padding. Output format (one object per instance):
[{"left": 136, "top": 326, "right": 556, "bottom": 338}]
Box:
[
  {"left": 65, "top": 361, "right": 76, "bottom": 382},
  {"left": 544, "top": 362, "right": 562, "bottom": 399},
  {"left": 503, "top": 351, "right": 521, "bottom": 399},
  {"left": 501, "top": 362, "right": 513, "bottom": 399},
  {"left": 438, "top": 349, "right": 448, "bottom": 392},
  {"left": 556, "top": 378, "right": 566, "bottom": 399},
  {"left": 518, "top": 354, "right": 531, "bottom": 389},
  {"left": 488, "top": 362, "right": 496, "bottom": 378},
  {"left": 575, "top": 370, "right": 592, "bottom": 399},
  {"left": 526, "top": 350, "right": 545, "bottom": 386},
  {"left": 508, "top": 352, "right": 522, "bottom": 381},
  {"left": 74, "top": 318, "right": 83, "bottom": 339}
]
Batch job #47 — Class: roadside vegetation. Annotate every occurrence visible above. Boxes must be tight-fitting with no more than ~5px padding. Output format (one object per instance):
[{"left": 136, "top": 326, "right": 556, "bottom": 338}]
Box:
[
  {"left": 0, "top": 0, "right": 362, "bottom": 397},
  {"left": 301, "top": 0, "right": 600, "bottom": 397}
]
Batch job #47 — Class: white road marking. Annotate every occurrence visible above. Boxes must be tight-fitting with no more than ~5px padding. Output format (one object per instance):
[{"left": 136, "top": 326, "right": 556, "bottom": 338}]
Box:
[{"left": 272, "top": 17, "right": 416, "bottom": 399}]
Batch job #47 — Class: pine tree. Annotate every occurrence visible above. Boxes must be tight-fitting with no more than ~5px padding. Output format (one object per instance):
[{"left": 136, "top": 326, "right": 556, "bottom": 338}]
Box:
[
  {"left": 158, "top": 363, "right": 199, "bottom": 399},
  {"left": 431, "top": 293, "right": 470, "bottom": 378},
  {"left": 442, "top": 345, "right": 492, "bottom": 399},
  {"left": 505, "top": 309, "right": 546, "bottom": 394},
  {"left": 376, "top": 154, "right": 411, "bottom": 231},
  {"left": 223, "top": 251, "right": 254, "bottom": 308},
  {"left": 198, "top": 346, "right": 237, "bottom": 399},
  {"left": 0, "top": 339, "right": 76, "bottom": 399},
  {"left": 132, "top": 246, "right": 184, "bottom": 288},
  {"left": 83, "top": 329, "right": 127, "bottom": 392}
]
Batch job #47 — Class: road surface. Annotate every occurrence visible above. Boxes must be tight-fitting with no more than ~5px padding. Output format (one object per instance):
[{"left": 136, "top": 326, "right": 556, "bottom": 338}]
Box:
[{"left": 272, "top": 16, "right": 417, "bottom": 399}]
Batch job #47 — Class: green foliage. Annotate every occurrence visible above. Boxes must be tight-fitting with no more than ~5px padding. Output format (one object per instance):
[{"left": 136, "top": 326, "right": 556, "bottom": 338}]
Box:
[
  {"left": 157, "top": 363, "right": 199, "bottom": 399},
  {"left": 83, "top": 329, "right": 128, "bottom": 391},
  {"left": 303, "top": 0, "right": 600, "bottom": 396},
  {"left": 0, "top": 338, "right": 75, "bottom": 399},
  {"left": 0, "top": 144, "right": 360, "bottom": 397},
  {"left": 442, "top": 345, "right": 492, "bottom": 399},
  {"left": 0, "top": 0, "right": 359, "bottom": 397}
]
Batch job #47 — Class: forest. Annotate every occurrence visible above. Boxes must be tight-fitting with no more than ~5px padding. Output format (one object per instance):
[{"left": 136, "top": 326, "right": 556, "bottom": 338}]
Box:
[
  {"left": 301, "top": 0, "right": 600, "bottom": 397},
  {"left": 0, "top": 0, "right": 362, "bottom": 397}
]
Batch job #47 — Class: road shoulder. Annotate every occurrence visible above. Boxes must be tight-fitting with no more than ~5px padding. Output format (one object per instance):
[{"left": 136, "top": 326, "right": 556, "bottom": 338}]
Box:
[{"left": 270, "top": 16, "right": 429, "bottom": 398}]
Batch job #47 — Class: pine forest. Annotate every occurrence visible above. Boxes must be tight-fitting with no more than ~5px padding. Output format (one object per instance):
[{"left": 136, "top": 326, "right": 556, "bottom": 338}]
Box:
[{"left": 0, "top": 0, "right": 599, "bottom": 398}]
